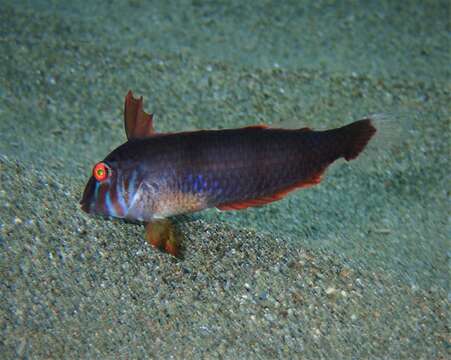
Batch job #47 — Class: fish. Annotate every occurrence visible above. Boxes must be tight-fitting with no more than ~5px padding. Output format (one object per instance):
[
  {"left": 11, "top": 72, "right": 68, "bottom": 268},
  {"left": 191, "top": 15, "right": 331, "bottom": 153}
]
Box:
[{"left": 80, "top": 91, "right": 377, "bottom": 257}]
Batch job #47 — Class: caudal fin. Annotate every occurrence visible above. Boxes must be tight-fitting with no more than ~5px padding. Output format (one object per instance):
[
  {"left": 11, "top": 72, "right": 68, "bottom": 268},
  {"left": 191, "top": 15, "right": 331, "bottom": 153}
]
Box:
[{"left": 339, "top": 118, "right": 377, "bottom": 161}]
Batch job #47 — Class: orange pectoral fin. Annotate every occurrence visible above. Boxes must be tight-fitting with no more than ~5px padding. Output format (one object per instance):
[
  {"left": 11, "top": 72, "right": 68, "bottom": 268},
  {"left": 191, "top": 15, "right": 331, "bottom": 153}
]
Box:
[
  {"left": 145, "top": 220, "right": 182, "bottom": 257},
  {"left": 124, "top": 90, "right": 155, "bottom": 140}
]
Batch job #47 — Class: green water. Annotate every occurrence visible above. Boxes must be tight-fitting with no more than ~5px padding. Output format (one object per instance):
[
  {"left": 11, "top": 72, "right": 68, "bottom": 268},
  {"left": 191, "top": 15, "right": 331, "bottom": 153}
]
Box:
[{"left": 1, "top": 1, "right": 448, "bottom": 358}]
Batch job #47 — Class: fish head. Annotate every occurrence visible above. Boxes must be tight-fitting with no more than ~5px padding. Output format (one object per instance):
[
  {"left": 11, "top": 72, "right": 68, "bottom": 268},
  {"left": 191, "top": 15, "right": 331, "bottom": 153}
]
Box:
[{"left": 80, "top": 142, "right": 156, "bottom": 222}]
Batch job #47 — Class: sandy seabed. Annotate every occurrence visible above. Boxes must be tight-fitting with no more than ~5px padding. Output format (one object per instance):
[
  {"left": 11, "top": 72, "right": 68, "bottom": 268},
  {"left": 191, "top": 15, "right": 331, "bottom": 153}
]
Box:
[{"left": 0, "top": 1, "right": 448, "bottom": 358}]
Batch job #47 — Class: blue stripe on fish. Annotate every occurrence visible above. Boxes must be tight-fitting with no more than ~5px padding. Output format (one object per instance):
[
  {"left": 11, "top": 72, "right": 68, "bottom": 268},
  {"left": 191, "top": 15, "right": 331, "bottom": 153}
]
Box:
[
  {"left": 193, "top": 174, "right": 207, "bottom": 192},
  {"left": 105, "top": 190, "right": 117, "bottom": 217},
  {"left": 116, "top": 178, "right": 127, "bottom": 216},
  {"left": 93, "top": 181, "right": 100, "bottom": 211},
  {"left": 193, "top": 178, "right": 199, "bottom": 192},
  {"left": 128, "top": 170, "right": 138, "bottom": 206}
]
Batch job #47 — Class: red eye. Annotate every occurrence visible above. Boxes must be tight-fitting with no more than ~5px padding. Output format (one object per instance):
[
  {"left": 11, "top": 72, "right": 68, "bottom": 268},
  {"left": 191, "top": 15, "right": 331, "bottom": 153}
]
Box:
[{"left": 93, "top": 162, "right": 110, "bottom": 182}]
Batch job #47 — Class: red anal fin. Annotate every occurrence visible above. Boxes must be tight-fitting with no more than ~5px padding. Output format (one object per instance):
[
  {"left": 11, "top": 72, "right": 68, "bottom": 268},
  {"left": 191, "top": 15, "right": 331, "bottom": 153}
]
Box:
[
  {"left": 124, "top": 90, "right": 155, "bottom": 140},
  {"left": 217, "top": 170, "right": 324, "bottom": 211}
]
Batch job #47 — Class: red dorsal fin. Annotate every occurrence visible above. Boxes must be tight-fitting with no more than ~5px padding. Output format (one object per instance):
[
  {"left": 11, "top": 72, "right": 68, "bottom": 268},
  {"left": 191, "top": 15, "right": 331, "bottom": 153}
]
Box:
[
  {"left": 243, "top": 124, "right": 269, "bottom": 129},
  {"left": 124, "top": 90, "right": 155, "bottom": 140},
  {"left": 217, "top": 169, "right": 324, "bottom": 211},
  {"left": 241, "top": 125, "right": 311, "bottom": 131}
]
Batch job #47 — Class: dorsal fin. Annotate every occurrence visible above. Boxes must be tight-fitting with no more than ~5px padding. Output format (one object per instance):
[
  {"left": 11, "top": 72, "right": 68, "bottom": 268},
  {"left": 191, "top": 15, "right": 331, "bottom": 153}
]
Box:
[
  {"left": 242, "top": 124, "right": 269, "bottom": 129},
  {"left": 124, "top": 90, "right": 155, "bottom": 140},
  {"left": 241, "top": 125, "right": 311, "bottom": 131}
]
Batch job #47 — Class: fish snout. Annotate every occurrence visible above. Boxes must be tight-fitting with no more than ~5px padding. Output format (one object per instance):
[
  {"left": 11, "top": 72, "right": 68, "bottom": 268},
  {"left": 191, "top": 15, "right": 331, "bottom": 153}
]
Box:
[{"left": 80, "top": 176, "right": 96, "bottom": 213}]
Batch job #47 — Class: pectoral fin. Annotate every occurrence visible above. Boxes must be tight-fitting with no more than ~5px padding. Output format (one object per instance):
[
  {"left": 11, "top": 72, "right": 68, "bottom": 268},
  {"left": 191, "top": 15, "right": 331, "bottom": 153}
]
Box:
[{"left": 145, "top": 219, "right": 182, "bottom": 257}]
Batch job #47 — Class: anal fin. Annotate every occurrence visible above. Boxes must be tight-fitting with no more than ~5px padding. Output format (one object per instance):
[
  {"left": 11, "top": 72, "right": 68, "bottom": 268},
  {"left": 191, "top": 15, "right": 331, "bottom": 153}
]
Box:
[{"left": 217, "top": 170, "right": 324, "bottom": 211}]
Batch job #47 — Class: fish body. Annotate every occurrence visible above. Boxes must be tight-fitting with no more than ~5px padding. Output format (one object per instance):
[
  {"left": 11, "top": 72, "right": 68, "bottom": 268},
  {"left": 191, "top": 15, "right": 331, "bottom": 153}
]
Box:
[
  {"left": 80, "top": 91, "right": 376, "bottom": 256},
  {"left": 82, "top": 122, "right": 375, "bottom": 220}
]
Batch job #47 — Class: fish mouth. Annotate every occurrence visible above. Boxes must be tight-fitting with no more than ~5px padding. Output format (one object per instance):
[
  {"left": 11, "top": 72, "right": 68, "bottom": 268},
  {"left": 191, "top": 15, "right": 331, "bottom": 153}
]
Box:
[
  {"left": 80, "top": 176, "right": 96, "bottom": 214},
  {"left": 80, "top": 200, "right": 90, "bottom": 213}
]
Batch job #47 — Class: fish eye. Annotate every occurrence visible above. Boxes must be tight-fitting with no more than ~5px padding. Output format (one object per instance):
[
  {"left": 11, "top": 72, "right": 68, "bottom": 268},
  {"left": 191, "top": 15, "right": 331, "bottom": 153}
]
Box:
[{"left": 93, "top": 162, "right": 111, "bottom": 182}]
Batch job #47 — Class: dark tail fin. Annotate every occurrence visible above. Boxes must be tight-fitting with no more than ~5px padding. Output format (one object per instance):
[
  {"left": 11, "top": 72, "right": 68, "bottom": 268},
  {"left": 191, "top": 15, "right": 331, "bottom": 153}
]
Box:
[{"left": 338, "top": 118, "right": 377, "bottom": 161}]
